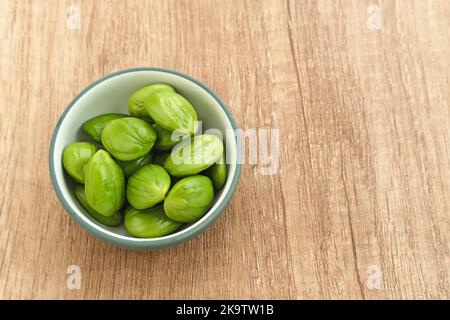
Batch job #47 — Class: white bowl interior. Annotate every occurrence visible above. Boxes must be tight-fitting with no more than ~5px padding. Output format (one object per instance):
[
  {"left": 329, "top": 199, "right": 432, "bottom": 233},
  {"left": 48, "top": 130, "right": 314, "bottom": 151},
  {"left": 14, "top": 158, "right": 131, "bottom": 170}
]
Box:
[{"left": 52, "top": 70, "right": 237, "bottom": 241}]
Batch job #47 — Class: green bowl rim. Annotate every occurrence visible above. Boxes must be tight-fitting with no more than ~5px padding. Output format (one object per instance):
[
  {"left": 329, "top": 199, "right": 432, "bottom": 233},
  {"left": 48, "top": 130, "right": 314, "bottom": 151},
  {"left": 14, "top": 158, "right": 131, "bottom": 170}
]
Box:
[{"left": 49, "top": 67, "right": 242, "bottom": 249}]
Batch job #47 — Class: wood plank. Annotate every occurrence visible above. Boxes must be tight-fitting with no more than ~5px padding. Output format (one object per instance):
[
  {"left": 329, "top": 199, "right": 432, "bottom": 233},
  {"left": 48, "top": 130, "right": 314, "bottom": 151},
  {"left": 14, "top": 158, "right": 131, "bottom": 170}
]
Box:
[{"left": 0, "top": 0, "right": 448, "bottom": 299}]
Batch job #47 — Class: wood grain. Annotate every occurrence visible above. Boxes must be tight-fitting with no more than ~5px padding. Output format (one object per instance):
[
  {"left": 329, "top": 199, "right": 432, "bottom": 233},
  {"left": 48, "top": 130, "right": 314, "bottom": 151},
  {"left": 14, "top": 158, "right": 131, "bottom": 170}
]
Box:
[{"left": 0, "top": 0, "right": 448, "bottom": 299}]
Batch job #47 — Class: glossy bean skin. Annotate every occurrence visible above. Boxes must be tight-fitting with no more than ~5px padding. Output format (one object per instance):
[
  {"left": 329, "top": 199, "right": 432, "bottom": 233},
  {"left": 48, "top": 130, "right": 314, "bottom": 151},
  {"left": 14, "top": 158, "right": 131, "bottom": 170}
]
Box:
[
  {"left": 152, "top": 123, "right": 184, "bottom": 151},
  {"left": 128, "top": 83, "right": 175, "bottom": 121},
  {"left": 75, "top": 185, "right": 123, "bottom": 226},
  {"left": 126, "top": 164, "right": 171, "bottom": 209},
  {"left": 164, "top": 134, "right": 223, "bottom": 177},
  {"left": 84, "top": 150, "right": 125, "bottom": 216},
  {"left": 62, "top": 142, "right": 98, "bottom": 183},
  {"left": 153, "top": 152, "right": 179, "bottom": 185},
  {"left": 124, "top": 205, "right": 181, "bottom": 238},
  {"left": 164, "top": 175, "right": 214, "bottom": 222},
  {"left": 144, "top": 91, "right": 198, "bottom": 135},
  {"left": 118, "top": 152, "right": 153, "bottom": 177},
  {"left": 101, "top": 117, "right": 157, "bottom": 161},
  {"left": 205, "top": 153, "right": 227, "bottom": 190},
  {"left": 82, "top": 113, "right": 127, "bottom": 143}
]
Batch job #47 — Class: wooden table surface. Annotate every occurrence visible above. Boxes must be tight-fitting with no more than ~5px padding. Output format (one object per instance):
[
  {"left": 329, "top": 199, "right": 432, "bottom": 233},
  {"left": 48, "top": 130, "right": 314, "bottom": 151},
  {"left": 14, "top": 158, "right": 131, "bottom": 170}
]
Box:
[{"left": 0, "top": 0, "right": 449, "bottom": 300}]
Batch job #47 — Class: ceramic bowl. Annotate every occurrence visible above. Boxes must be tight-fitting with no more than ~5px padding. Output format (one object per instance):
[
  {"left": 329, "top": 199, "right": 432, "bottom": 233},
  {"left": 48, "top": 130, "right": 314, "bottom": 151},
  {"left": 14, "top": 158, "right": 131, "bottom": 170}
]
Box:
[{"left": 49, "top": 67, "right": 241, "bottom": 250}]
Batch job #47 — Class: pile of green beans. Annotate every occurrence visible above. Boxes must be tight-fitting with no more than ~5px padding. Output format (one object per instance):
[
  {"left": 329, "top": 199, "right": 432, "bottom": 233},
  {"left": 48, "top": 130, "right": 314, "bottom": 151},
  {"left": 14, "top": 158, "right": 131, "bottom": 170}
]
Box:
[{"left": 62, "top": 84, "right": 226, "bottom": 238}]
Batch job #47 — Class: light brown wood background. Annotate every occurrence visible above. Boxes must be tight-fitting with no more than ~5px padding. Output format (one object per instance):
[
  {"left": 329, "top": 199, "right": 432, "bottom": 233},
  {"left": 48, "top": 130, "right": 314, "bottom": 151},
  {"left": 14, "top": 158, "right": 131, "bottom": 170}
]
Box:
[{"left": 0, "top": 0, "right": 448, "bottom": 300}]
